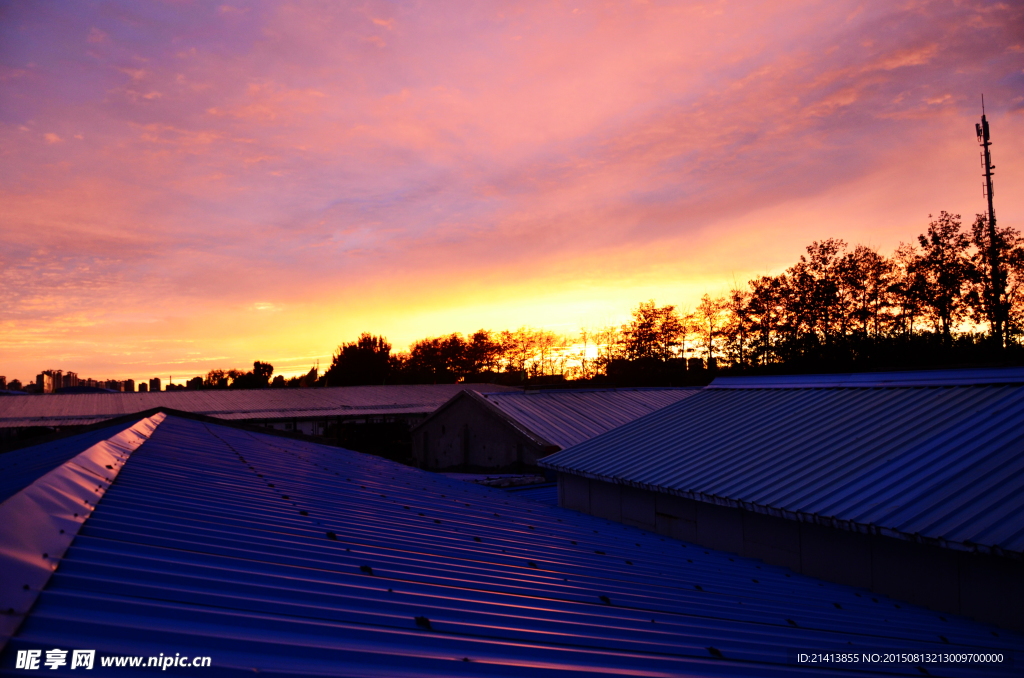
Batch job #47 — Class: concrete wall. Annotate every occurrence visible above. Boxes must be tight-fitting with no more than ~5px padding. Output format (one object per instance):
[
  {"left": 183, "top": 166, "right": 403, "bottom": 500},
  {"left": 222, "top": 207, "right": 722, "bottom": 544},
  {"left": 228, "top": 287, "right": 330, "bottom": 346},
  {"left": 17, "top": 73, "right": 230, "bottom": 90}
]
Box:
[
  {"left": 559, "top": 473, "right": 1024, "bottom": 632},
  {"left": 413, "top": 396, "right": 546, "bottom": 470}
]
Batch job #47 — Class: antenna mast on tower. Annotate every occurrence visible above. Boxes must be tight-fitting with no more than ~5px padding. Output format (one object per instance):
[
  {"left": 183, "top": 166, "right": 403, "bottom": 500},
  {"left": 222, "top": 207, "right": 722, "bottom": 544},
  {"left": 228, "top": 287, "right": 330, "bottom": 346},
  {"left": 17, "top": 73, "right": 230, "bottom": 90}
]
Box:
[{"left": 975, "top": 95, "right": 1004, "bottom": 347}]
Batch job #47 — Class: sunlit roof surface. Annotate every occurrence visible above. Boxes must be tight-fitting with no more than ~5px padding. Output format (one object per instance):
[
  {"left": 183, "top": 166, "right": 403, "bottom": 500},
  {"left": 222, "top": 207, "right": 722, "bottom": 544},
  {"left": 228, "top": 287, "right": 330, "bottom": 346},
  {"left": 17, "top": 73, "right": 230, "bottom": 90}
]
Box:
[{"left": 542, "top": 369, "right": 1024, "bottom": 555}]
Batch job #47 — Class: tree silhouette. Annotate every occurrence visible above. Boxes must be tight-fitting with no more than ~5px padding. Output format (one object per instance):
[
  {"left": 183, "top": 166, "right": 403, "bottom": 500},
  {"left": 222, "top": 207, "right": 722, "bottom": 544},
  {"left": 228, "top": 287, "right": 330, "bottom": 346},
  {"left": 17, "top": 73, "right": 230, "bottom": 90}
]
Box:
[
  {"left": 694, "top": 294, "right": 726, "bottom": 363},
  {"left": 204, "top": 369, "right": 229, "bottom": 388},
  {"left": 621, "top": 301, "right": 684, "bottom": 361},
  {"left": 403, "top": 334, "right": 466, "bottom": 383},
  {"left": 848, "top": 245, "right": 892, "bottom": 339},
  {"left": 917, "top": 212, "right": 972, "bottom": 343},
  {"left": 325, "top": 334, "right": 393, "bottom": 386},
  {"left": 230, "top": 361, "right": 274, "bottom": 389},
  {"left": 723, "top": 285, "right": 751, "bottom": 367},
  {"left": 889, "top": 242, "right": 928, "bottom": 338},
  {"left": 499, "top": 327, "right": 537, "bottom": 375},
  {"left": 746, "top": 275, "right": 785, "bottom": 365},
  {"left": 968, "top": 213, "right": 1023, "bottom": 348},
  {"left": 465, "top": 330, "right": 500, "bottom": 375}
]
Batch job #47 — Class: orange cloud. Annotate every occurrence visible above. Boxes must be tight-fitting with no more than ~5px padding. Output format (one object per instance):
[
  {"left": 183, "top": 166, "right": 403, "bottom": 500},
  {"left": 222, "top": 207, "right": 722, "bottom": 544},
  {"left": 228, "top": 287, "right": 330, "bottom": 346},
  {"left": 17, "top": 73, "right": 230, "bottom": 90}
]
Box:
[{"left": 0, "top": 0, "right": 1021, "bottom": 382}]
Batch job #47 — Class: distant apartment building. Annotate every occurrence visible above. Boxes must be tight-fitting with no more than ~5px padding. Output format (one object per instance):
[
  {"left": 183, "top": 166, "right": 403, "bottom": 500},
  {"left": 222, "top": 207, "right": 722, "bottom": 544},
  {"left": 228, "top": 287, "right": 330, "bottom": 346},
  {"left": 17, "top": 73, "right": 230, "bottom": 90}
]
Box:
[
  {"left": 0, "top": 376, "right": 5, "bottom": 390},
  {"left": 35, "top": 370, "right": 84, "bottom": 392},
  {"left": 138, "top": 382, "right": 148, "bottom": 392},
  {"left": 37, "top": 370, "right": 61, "bottom": 394},
  {"left": 30, "top": 370, "right": 145, "bottom": 394},
  {"left": 149, "top": 377, "right": 161, "bottom": 393}
]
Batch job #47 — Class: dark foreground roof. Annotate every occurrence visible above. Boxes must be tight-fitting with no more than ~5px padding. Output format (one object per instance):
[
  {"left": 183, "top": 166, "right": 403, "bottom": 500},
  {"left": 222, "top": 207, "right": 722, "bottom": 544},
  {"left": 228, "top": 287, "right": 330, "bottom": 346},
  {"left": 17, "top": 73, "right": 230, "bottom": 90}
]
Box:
[
  {"left": 0, "top": 384, "right": 519, "bottom": 429},
  {"left": 541, "top": 368, "right": 1024, "bottom": 556},
  {"left": 1, "top": 414, "right": 1021, "bottom": 676}
]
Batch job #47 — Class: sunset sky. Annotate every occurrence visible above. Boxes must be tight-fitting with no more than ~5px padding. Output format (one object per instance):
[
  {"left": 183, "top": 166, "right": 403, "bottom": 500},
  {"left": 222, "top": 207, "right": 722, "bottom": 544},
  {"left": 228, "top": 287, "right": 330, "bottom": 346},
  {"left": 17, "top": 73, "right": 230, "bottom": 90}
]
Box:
[{"left": 2, "top": 0, "right": 1022, "bottom": 384}]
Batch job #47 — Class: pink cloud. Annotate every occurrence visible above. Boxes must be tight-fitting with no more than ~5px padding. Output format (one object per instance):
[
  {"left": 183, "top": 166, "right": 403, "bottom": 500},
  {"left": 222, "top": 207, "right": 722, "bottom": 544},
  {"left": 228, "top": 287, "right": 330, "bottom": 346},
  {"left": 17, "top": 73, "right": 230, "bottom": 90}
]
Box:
[{"left": 0, "top": 0, "right": 1022, "bottom": 380}]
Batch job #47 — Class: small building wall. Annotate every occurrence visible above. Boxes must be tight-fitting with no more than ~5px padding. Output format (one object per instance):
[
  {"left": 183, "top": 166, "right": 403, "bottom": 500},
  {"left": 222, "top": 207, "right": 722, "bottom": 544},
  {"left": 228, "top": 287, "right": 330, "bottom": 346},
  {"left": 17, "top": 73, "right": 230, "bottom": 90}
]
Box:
[
  {"left": 413, "top": 395, "right": 547, "bottom": 470},
  {"left": 559, "top": 473, "right": 1024, "bottom": 632},
  {"left": 263, "top": 419, "right": 326, "bottom": 435},
  {"left": 258, "top": 413, "right": 425, "bottom": 439}
]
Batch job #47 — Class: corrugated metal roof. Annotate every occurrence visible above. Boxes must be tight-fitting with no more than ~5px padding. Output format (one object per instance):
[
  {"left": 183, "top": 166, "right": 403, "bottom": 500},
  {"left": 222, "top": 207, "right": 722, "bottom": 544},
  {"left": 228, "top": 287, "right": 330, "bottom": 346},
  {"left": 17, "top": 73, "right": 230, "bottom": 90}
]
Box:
[
  {"left": 478, "top": 388, "right": 700, "bottom": 449},
  {"left": 2, "top": 414, "right": 1021, "bottom": 676},
  {"left": 0, "top": 384, "right": 519, "bottom": 429},
  {"left": 0, "top": 415, "right": 161, "bottom": 646},
  {"left": 540, "top": 370, "right": 1024, "bottom": 555},
  {"left": 0, "top": 420, "right": 139, "bottom": 503},
  {"left": 503, "top": 482, "right": 559, "bottom": 506},
  {"left": 441, "top": 474, "right": 557, "bottom": 502}
]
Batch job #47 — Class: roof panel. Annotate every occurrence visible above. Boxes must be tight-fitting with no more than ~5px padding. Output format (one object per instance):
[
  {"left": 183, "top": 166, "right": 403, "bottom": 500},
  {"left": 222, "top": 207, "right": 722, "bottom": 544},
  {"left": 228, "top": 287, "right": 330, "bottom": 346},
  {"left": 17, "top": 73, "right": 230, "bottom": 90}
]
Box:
[
  {"left": 502, "top": 483, "right": 558, "bottom": 506},
  {"left": 541, "top": 372, "right": 1024, "bottom": 554},
  {"left": 0, "top": 419, "right": 140, "bottom": 503},
  {"left": 0, "top": 384, "right": 520, "bottom": 429},
  {"left": 481, "top": 388, "right": 700, "bottom": 449},
  {"left": 2, "top": 415, "right": 1021, "bottom": 675}
]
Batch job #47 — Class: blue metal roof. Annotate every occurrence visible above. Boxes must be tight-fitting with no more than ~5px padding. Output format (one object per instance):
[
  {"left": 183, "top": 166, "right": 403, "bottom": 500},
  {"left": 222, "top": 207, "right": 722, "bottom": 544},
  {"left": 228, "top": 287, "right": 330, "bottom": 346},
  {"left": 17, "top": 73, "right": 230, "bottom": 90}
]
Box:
[
  {"left": 478, "top": 388, "right": 701, "bottom": 449},
  {"left": 2, "top": 414, "right": 1021, "bottom": 676},
  {"left": 0, "top": 419, "right": 139, "bottom": 503},
  {"left": 502, "top": 482, "right": 559, "bottom": 506},
  {"left": 541, "top": 370, "right": 1024, "bottom": 556}
]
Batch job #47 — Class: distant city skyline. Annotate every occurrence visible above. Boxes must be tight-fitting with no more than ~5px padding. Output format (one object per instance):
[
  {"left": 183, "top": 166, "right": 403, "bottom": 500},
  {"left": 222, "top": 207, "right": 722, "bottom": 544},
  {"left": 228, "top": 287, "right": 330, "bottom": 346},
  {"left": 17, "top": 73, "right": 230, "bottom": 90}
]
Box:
[
  {"left": 4, "top": 368, "right": 175, "bottom": 393},
  {"left": 2, "top": 1, "right": 1022, "bottom": 381}
]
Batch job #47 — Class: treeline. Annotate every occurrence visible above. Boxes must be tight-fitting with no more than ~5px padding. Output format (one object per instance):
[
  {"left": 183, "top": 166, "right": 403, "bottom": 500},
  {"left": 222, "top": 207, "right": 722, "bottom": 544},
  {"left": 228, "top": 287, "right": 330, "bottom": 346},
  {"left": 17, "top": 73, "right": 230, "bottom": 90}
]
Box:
[
  {"left": 196, "top": 328, "right": 617, "bottom": 389},
  {"left": 205, "top": 210, "right": 1024, "bottom": 389},
  {"left": 196, "top": 361, "right": 319, "bottom": 390},
  {"left": 697, "top": 210, "right": 1024, "bottom": 371},
  {"left": 323, "top": 329, "right": 602, "bottom": 386}
]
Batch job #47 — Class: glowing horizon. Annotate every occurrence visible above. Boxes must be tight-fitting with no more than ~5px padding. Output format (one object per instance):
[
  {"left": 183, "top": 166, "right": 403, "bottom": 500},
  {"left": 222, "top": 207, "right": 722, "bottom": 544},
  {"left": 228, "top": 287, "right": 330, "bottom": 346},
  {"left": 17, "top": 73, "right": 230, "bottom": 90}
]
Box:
[{"left": 2, "top": 1, "right": 1022, "bottom": 385}]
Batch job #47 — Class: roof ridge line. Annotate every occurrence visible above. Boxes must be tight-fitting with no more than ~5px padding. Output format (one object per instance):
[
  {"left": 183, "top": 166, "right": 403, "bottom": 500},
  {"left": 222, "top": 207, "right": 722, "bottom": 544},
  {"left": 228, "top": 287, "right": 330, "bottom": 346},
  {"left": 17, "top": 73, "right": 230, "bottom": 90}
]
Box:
[{"left": 0, "top": 412, "right": 165, "bottom": 651}]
